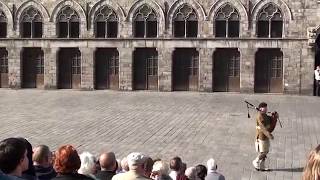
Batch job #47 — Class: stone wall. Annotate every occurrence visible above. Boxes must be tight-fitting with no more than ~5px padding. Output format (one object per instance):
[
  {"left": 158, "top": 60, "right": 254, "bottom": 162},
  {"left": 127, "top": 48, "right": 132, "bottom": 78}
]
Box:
[{"left": 0, "top": 0, "right": 318, "bottom": 95}]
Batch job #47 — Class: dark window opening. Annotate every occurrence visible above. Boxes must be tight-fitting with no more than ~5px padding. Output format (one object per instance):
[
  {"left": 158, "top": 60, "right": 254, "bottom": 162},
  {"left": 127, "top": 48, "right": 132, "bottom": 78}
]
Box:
[
  {"left": 146, "top": 21, "right": 157, "bottom": 37},
  {"left": 22, "top": 22, "right": 32, "bottom": 38},
  {"left": 257, "top": 21, "right": 269, "bottom": 37},
  {"left": 228, "top": 21, "right": 239, "bottom": 37},
  {"left": 107, "top": 21, "right": 118, "bottom": 38},
  {"left": 174, "top": 21, "right": 185, "bottom": 37},
  {"left": 58, "top": 22, "right": 68, "bottom": 38},
  {"left": 134, "top": 21, "right": 145, "bottom": 37},
  {"left": 271, "top": 21, "right": 283, "bottom": 38},
  {"left": 215, "top": 20, "right": 226, "bottom": 37},
  {"left": 96, "top": 22, "right": 106, "bottom": 38},
  {"left": 186, "top": 21, "right": 198, "bottom": 37},
  {"left": 33, "top": 22, "right": 43, "bottom": 38},
  {"left": 70, "top": 22, "right": 79, "bottom": 38},
  {"left": 0, "top": 22, "right": 7, "bottom": 38},
  {"left": 0, "top": 49, "right": 8, "bottom": 73}
]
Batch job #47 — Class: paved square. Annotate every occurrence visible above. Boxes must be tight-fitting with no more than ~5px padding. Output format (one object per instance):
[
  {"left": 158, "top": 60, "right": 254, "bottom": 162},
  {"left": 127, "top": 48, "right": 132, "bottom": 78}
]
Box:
[{"left": 0, "top": 90, "right": 319, "bottom": 180}]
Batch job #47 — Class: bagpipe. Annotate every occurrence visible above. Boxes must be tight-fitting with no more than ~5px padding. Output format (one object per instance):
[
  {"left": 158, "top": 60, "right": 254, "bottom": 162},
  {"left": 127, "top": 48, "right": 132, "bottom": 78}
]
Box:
[{"left": 244, "top": 100, "right": 283, "bottom": 131}]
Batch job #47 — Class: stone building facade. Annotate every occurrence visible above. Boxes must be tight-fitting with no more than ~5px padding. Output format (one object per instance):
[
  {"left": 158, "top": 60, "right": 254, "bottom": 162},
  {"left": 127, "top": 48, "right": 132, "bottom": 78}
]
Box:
[{"left": 0, "top": 0, "right": 317, "bottom": 94}]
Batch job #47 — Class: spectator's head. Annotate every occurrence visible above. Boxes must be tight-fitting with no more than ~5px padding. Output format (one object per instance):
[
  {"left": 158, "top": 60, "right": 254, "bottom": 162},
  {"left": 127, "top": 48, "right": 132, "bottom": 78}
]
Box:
[
  {"left": 185, "top": 167, "right": 196, "bottom": 180},
  {"left": 78, "top": 152, "right": 97, "bottom": 176},
  {"left": 0, "top": 138, "right": 29, "bottom": 176},
  {"left": 207, "top": 158, "right": 217, "bottom": 172},
  {"left": 170, "top": 156, "right": 182, "bottom": 172},
  {"left": 33, "top": 145, "right": 53, "bottom": 167},
  {"left": 303, "top": 144, "right": 320, "bottom": 180},
  {"left": 54, "top": 145, "right": 81, "bottom": 174},
  {"left": 143, "top": 157, "right": 154, "bottom": 177},
  {"left": 127, "top": 152, "right": 145, "bottom": 172},
  {"left": 195, "top": 165, "right": 207, "bottom": 180},
  {"left": 99, "top": 152, "right": 116, "bottom": 171},
  {"left": 121, "top": 157, "right": 129, "bottom": 172},
  {"left": 151, "top": 160, "right": 170, "bottom": 179}
]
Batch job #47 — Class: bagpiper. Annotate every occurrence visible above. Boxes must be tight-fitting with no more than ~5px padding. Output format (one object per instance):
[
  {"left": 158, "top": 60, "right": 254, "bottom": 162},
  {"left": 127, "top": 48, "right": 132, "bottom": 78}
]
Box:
[{"left": 252, "top": 102, "right": 279, "bottom": 171}]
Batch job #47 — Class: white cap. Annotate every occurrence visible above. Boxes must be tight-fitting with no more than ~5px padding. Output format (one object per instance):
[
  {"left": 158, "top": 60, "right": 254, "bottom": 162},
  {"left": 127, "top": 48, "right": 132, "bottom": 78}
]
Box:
[
  {"left": 207, "top": 158, "right": 217, "bottom": 171},
  {"left": 127, "top": 152, "right": 145, "bottom": 167}
]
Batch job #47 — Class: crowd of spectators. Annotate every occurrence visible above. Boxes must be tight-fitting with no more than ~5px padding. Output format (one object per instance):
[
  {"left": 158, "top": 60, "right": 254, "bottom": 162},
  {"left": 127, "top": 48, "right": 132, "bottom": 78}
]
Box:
[{"left": 0, "top": 137, "right": 319, "bottom": 180}]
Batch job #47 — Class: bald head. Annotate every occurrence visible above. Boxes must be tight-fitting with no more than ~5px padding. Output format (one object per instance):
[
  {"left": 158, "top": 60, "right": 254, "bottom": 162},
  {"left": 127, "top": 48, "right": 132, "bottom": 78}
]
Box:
[{"left": 99, "top": 152, "right": 116, "bottom": 171}]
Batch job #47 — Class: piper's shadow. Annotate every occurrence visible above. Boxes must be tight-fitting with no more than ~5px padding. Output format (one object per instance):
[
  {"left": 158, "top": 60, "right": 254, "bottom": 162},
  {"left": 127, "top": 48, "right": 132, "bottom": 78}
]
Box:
[{"left": 271, "top": 167, "right": 304, "bottom": 172}]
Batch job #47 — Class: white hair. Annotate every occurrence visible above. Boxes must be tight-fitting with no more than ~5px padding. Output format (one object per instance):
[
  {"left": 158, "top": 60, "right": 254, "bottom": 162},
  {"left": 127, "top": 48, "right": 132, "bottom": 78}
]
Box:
[
  {"left": 185, "top": 167, "right": 196, "bottom": 180},
  {"left": 78, "top": 152, "right": 97, "bottom": 175},
  {"left": 152, "top": 160, "right": 170, "bottom": 175},
  {"left": 207, "top": 158, "right": 217, "bottom": 172}
]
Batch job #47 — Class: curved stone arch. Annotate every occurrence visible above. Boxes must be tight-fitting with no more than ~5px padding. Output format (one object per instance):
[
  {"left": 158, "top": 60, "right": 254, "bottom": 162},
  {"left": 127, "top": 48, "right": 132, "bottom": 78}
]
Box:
[
  {"left": 16, "top": 0, "right": 50, "bottom": 23},
  {"left": 89, "top": 1, "right": 125, "bottom": 26},
  {"left": 252, "top": 0, "right": 292, "bottom": 37},
  {"left": 0, "top": 1, "right": 13, "bottom": 36},
  {"left": 168, "top": 0, "right": 205, "bottom": 22},
  {"left": 208, "top": 0, "right": 248, "bottom": 22},
  {"left": 51, "top": 0, "right": 87, "bottom": 37},
  {"left": 15, "top": 1, "right": 50, "bottom": 37},
  {"left": 251, "top": 0, "right": 292, "bottom": 21},
  {"left": 208, "top": 0, "right": 248, "bottom": 37},
  {"left": 127, "top": 0, "right": 165, "bottom": 37},
  {"left": 167, "top": 0, "right": 206, "bottom": 37}
]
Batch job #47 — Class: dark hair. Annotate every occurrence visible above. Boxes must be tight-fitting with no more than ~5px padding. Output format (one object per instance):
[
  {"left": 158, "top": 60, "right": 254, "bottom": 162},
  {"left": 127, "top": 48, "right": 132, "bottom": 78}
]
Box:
[
  {"left": 0, "top": 138, "right": 27, "bottom": 173},
  {"left": 170, "top": 157, "right": 182, "bottom": 171},
  {"left": 195, "top": 164, "right": 207, "bottom": 180},
  {"left": 18, "top": 138, "right": 36, "bottom": 177},
  {"left": 258, "top": 102, "right": 268, "bottom": 108},
  {"left": 143, "top": 157, "right": 154, "bottom": 175}
]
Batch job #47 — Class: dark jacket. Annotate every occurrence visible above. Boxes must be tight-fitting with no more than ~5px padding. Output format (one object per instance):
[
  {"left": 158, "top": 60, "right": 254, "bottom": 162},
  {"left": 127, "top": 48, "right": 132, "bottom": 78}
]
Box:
[
  {"left": 52, "top": 173, "right": 95, "bottom": 180},
  {"left": 95, "top": 170, "right": 115, "bottom": 180},
  {"left": 34, "top": 165, "right": 57, "bottom": 180}
]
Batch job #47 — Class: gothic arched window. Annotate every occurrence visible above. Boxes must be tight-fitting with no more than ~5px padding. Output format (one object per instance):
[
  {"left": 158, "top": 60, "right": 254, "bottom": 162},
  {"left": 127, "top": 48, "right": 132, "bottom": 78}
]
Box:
[
  {"left": 215, "top": 4, "right": 239, "bottom": 38},
  {"left": 0, "top": 11, "right": 7, "bottom": 38},
  {"left": 20, "top": 7, "right": 43, "bottom": 38},
  {"left": 133, "top": 5, "right": 158, "bottom": 38},
  {"left": 173, "top": 4, "right": 198, "bottom": 38},
  {"left": 257, "top": 3, "right": 283, "bottom": 38},
  {"left": 57, "top": 6, "right": 80, "bottom": 38},
  {"left": 94, "top": 6, "right": 118, "bottom": 38}
]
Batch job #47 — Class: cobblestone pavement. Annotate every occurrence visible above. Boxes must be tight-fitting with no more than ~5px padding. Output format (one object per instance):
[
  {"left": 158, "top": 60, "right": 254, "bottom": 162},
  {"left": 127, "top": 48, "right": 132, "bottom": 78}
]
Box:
[{"left": 0, "top": 89, "right": 319, "bottom": 180}]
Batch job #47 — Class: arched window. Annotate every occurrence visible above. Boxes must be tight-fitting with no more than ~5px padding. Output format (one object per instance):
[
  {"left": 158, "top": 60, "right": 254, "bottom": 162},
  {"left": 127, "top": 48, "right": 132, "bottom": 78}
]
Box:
[
  {"left": 215, "top": 4, "right": 239, "bottom": 38},
  {"left": 0, "top": 11, "right": 7, "bottom": 38},
  {"left": 94, "top": 6, "right": 118, "bottom": 38},
  {"left": 133, "top": 5, "right": 158, "bottom": 38},
  {"left": 257, "top": 3, "right": 283, "bottom": 38},
  {"left": 57, "top": 6, "right": 80, "bottom": 38},
  {"left": 20, "top": 7, "right": 43, "bottom": 38},
  {"left": 173, "top": 4, "right": 198, "bottom": 38}
]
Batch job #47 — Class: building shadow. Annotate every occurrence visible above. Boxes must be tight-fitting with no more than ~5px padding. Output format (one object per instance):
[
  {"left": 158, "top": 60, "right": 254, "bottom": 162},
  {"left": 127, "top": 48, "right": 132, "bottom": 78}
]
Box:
[{"left": 271, "top": 167, "right": 304, "bottom": 172}]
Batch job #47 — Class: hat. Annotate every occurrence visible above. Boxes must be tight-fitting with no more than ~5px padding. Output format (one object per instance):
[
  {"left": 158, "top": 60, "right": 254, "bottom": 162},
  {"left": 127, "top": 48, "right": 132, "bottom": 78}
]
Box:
[
  {"left": 127, "top": 152, "right": 145, "bottom": 167},
  {"left": 207, "top": 158, "right": 217, "bottom": 171}
]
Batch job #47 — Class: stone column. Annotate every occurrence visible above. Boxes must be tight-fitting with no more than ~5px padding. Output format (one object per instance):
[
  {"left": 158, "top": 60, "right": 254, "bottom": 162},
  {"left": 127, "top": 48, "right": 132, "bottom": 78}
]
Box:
[
  {"left": 239, "top": 48, "right": 256, "bottom": 93},
  {"left": 282, "top": 47, "right": 304, "bottom": 94},
  {"left": 8, "top": 47, "right": 21, "bottom": 89},
  {"left": 80, "top": 47, "right": 94, "bottom": 90},
  {"left": 199, "top": 48, "right": 214, "bottom": 92},
  {"left": 158, "top": 48, "right": 174, "bottom": 91},
  {"left": 118, "top": 47, "right": 133, "bottom": 91},
  {"left": 44, "top": 47, "right": 58, "bottom": 89},
  {"left": 300, "top": 46, "right": 315, "bottom": 95}
]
